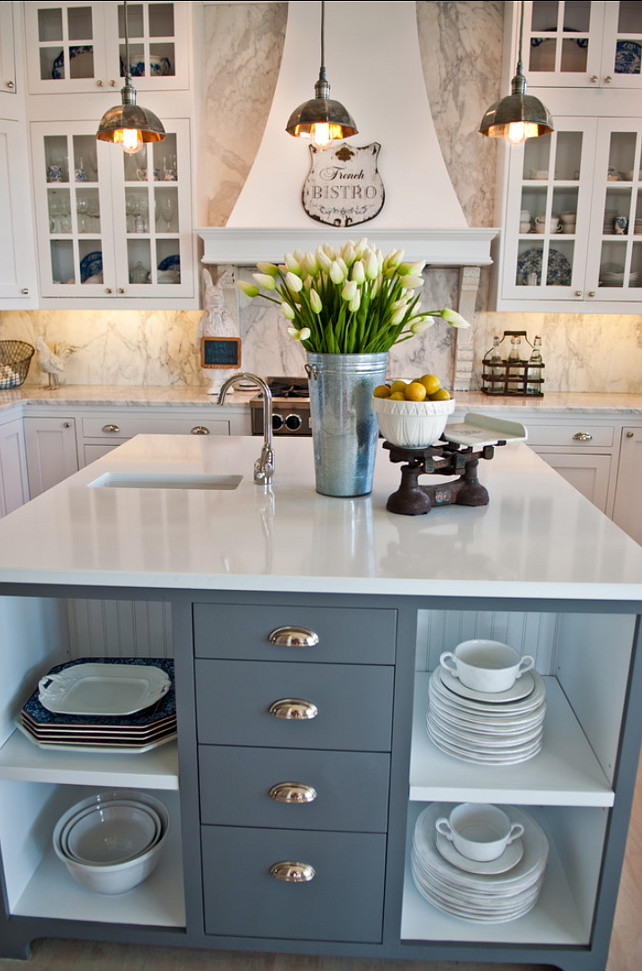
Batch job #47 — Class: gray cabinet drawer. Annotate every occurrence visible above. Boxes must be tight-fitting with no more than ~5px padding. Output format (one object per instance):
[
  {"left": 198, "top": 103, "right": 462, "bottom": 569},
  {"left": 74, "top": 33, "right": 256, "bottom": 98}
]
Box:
[
  {"left": 201, "top": 825, "right": 386, "bottom": 942},
  {"left": 199, "top": 746, "right": 390, "bottom": 832},
  {"left": 193, "top": 602, "right": 396, "bottom": 664},
  {"left": 527, "top": 423, "right": 614, "bottom": 447},
  {"left": 195, "top": 659, "right": 393, "bottom": 751}
]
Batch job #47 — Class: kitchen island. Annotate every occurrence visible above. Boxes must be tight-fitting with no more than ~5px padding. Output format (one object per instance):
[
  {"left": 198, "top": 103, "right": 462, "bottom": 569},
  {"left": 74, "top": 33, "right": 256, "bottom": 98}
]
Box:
[{"left": 0, "top": 433, "right": 640, "bottom": 970}]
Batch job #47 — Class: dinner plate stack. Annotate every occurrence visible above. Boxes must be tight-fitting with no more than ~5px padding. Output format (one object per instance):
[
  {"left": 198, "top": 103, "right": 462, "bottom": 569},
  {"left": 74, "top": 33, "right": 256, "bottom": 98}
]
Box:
[
  {"left": 18, "top": 657, "right": 176, "bottom": 753},
  {"left": 411, "top": 803, "right": 549, "bottom": 923},
  {"left": 426, "top": 667, "right": 547, "bottom": 765}
]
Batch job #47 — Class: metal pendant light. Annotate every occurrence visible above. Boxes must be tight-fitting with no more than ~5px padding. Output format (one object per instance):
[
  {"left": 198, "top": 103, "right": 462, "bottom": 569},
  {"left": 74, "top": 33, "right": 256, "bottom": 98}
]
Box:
[
  {"left": 479, "top": 1, "right": 553, "bottom": 144},
  {"left": 286, "top": 0, "right": 357, "bottom": 150},
  {"left": 96, "top": 0, "right": 165, "bottom": 154}
]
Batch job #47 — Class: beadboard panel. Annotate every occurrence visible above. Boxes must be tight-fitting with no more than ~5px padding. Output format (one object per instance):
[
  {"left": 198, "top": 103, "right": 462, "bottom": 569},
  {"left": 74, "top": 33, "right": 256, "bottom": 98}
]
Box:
[{"left": 66, "top": 600, "right": 173, "bottom": 659}]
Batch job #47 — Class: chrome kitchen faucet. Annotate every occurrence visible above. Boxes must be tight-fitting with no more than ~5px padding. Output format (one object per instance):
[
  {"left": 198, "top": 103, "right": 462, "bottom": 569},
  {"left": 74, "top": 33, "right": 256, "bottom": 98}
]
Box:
[{"left": 217, "top": 373, "right": 274, "bottom": 485}]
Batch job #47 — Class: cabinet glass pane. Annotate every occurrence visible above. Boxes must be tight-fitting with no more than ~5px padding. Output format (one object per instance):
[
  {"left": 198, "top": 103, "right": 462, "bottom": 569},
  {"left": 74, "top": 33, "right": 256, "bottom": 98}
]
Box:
[
  {"left": 516, "top": 238, "right": 573, "bottom": 287},
  {"left": 155, "top": 240, "right": 180, "bottom": 283},
  {"left": 118, "top": 3, "right": 175, "bottom": 78},
  {"left": 630, "top": 242, "right": 642, "bottom": 285},
  {"left": 68, "top": 45, "right": 94, "bottom": 79},
  {"left": 44, "top": 136, "right": 69, "bottom": 182},
  {"left": 72, "top": 135, "right": 97, "bottom": 183},
  {"left": 76, "top": 188, "right": 100, "bottom": 234},
  {"left": 155, "top": 186, "right": 178, "bottom": 233},
  {"left": 78, "top": 240, "right": 103, "bottom": 284},
  {"left": 127, "top": 240, "right": 152, "bottom": 283},
  {"left": 48, "top": 188, "right": 71, "bottom": 233},
  {"left": 619, "top": 1, "right": 642, "bottom": 33},
  {"left": 555, "top": 131, "right": 583, "bottom": 180},
  {"left": 153, "top": 132, "right": 177, "bottom": 180},
  {"left": 599, "top": 241, "right": 628, "bottom": 286},
  {"left": 149, "top": 3, "right": 174, "bottom": 37},
  {"left": 523, "top": 132, "right": 553, "bottom": 179},
  {"left": 608, "top": 132, "right": 637, "bottom": 178},
  {"left": 50, "top": 239, "right": 74, "bottom": 284},
  {"left": 563, "top": 1, "right": 590, "bottom": 32},
  {"left": 37, "top": 8, "right": 63, "bottom": 42},
  {"left": 120, "top": 3, "right": 144, "bottom": 37},
  {"left": 67, "top": 6, "right": 92, "bottom": 41},
  {"left": 125, "top": 187, "right": 150, "bottom": 233},
  {"left": 529, "top": 1, "right": 591, "bottom": 74}
]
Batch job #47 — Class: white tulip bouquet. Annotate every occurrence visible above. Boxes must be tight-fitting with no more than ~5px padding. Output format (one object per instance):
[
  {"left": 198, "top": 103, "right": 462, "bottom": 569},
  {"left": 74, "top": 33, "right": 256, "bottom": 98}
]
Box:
[{"left": 237, "top": 238, "right": 470, "bottom": 354}]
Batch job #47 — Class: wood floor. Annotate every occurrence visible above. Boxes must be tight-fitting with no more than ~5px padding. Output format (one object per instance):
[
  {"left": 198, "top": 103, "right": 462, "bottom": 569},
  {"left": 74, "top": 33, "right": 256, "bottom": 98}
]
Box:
[{"left": 1, "top": 755, "right": 640, "bottom": 971}]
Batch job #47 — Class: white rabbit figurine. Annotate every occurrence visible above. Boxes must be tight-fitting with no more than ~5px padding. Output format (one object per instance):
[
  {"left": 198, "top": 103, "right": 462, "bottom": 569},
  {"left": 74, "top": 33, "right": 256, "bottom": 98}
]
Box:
[{"left": 196, "top": 268, "right": 239, "bottom": 394}]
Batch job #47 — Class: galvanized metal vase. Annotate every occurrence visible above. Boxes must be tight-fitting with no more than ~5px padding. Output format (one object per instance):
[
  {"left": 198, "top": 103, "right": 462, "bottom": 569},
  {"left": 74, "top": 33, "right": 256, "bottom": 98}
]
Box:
[{"left": 305, "top": 352, "right": 388, "bottom": 497}]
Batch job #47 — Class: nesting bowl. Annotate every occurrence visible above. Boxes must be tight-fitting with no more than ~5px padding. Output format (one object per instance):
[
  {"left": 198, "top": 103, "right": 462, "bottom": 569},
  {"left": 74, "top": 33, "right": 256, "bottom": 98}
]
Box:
[
  {"left": 52, "top": 790, "right": 169, "bottom": 894},
  {"left": 372, "top": 395, "right": 455, "bottom": 448}
]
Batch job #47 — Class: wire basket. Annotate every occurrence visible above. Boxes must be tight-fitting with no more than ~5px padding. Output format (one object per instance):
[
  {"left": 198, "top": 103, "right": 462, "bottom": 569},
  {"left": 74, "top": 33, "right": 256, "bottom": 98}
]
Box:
[{"left": 0, "top": 341, "right": 35, "bottom": 390}]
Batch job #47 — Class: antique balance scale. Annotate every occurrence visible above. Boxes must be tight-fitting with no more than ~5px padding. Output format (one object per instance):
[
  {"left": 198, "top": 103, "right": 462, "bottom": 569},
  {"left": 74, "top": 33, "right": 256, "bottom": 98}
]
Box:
[{"left": 382, "top": 413, "right": 528, "bottom": 516}]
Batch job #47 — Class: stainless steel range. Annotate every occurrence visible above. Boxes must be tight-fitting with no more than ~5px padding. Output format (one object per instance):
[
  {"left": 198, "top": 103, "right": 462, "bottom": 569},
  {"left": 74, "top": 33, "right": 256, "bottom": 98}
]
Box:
[{"left": 250, "top": 377, "right": 311, "bottom": 436}]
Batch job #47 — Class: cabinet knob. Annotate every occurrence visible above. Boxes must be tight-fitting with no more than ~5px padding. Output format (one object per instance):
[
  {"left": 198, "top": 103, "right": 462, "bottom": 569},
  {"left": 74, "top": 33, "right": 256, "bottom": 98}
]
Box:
[
  {"left": 6, "top": 80, "right": 15, "bottom": 89},
  {"left": 588, "top": 291, "right": 596, "bottom": 297},
  {"left": 575, "top": 291, "right": 583, "bottom": 297},
  {"left": 590, "top": 74, "right": 599, "bottom": 83},
  {"left": 268, "top": 782, "right": 318, "bottom": 804},
  {"left": 109, "top": 79, "right": 116, "bottom": 87},
  {"left": 117, "top": 287, "right": 125, "bottom": 294},
  {"left": 572, "top": 432, "right": 593, "bottom": 441},
  {"left": 62, "top": 422, "right": 71, "bottom": 429},
  {"left": 21, "top": 288, "right": 29, "bottom": 295},
  {"left": 96, "top": 79, "right": 103, "bottom": 87},
  {"left": 269, "top": 861, "right": 315, "bottom": 883},
  {"left": 604, "top": 75, "right": 613, "bottom": 84},
  {"left": 190, "top": 425, "right": 210, "bottom": 435},
  {"left": 102, "top": 424, "right": 120, "bottom": 434},
  {"left": 267, "top": 698, "right": 319, "bottom": 720},
  {"left": 267, "top": 626, "right": 319, "bottom": 648},
  {"left": 626, "top": 431, "right": 634, "bottom": 438},
  {"left": 105, "top": 287, "right": 112, "bottom": 294}
]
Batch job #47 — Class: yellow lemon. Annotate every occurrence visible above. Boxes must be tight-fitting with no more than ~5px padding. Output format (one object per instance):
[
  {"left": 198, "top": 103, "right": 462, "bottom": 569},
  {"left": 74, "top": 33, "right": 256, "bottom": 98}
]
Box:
[
  {"left": 390, "top": 380, "right": 408, "bottom": 395},
  {"left": 372, "top": 384, "right": 391, "bottom": 398},
  {"left": 389, "top": 391, "right": 406, "bottom": 400},
  {"left": 405, "top": 381, "right": 427, "bottom": 402},
  {"left": 418, "top": 373, "right": 441, "bottom": 396},
  {"left": 430, "top": 388, "right": 451, "bottom": 400}
]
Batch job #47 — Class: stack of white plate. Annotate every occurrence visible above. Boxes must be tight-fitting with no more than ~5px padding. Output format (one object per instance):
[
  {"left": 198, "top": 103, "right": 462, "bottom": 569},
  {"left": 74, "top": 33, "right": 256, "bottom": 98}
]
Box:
[
  {"left": 426, "top": 667, "right": 547, "bottom": 765},
  {"left": 411, "top": 803, "right": 549, "bottom": 923},
  {"left": 53, "top": 789, "right": 170, "bottom": 894}
]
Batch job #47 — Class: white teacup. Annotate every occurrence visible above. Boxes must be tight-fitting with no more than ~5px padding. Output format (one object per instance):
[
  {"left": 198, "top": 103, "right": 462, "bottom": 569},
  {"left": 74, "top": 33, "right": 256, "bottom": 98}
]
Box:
[
  {"left": 439, "top": 639, "right": 534, "bottom": 693},
  {"left": 560, "top": 212, "right": 576, "bottom": 224},
  {"left": 535, "top": 215, "right": 560, "bottom": 233},
  {"left": 435, "top": 803, "right": 525, "bottom": 862},
  {"left": 519, "top": 221, "right": 531, "bottom": 233}
]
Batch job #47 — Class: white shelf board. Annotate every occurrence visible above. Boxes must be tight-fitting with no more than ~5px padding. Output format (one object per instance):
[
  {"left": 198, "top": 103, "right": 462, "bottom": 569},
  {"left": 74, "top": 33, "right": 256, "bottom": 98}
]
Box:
[
  {"left": 0, "top": 730, "right": 179, "bottom": 790},
  {"left": 410, "top": 675, "right": 613, "bottom": 806},
  {"left": 401, "top": 802, "right": 588, "bottom": 946},
  {"left": 12, "top": 791, "right": 185, "bottom": 927}
]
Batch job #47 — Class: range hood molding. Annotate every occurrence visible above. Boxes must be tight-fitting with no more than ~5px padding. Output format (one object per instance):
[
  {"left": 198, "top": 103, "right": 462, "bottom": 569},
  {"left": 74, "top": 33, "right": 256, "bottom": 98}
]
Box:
[{"left": 197, "top": 226, "right": 498, "bottom": 266}]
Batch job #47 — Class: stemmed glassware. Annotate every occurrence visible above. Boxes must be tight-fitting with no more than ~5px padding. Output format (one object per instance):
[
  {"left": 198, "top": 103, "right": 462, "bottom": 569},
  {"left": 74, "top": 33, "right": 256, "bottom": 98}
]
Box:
[{"left": 159, "top": 195, "right": 177, "bottom": 231}]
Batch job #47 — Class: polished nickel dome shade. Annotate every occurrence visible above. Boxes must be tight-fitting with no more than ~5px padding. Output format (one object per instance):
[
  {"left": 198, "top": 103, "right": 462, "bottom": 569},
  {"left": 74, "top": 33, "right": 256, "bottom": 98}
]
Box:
[
  {"left": 479, "top": 0, "right": 553, "bottom": 145},
  {"left": 285, "top": 1, "right": 357, "bottom": 150},
  {"left": 96, "top": 0, "right": 165, "bottom": 154}
]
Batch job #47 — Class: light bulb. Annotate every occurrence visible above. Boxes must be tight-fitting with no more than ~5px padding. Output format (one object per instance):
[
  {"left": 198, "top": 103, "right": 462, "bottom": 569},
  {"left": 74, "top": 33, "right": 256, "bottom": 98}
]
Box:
[
  {"left": 505, "top": 121, "right": 540, "bottom": 145},
  {"left": 120, "top": 128, "right": 144, "bottom": 154}
]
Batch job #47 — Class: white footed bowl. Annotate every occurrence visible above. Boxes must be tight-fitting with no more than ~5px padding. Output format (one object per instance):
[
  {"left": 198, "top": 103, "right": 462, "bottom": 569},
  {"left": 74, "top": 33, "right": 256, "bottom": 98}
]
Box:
[{"left": 372, "top": 395, "right": 455, "bottom": 448}]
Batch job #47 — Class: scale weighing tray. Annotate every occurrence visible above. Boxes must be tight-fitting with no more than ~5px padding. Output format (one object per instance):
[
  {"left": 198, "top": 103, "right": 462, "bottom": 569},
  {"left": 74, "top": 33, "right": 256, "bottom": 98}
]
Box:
[{"left": 442, "top": 413, "right": 528, "bottom": 447}]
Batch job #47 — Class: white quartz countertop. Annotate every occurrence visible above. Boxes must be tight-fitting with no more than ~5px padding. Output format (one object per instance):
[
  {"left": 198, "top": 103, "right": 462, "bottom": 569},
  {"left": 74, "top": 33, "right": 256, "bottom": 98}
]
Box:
[
  {"left": 0, "top": 434, "right": 640, "bottom": 601},
  {"left": 2, "top": 386, "right": 642, "bottom": 415}
]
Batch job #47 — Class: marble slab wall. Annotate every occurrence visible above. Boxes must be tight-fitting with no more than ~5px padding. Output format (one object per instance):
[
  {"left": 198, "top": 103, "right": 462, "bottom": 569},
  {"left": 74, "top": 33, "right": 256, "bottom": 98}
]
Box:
[{"left": 1, "top": 1, "right": 641, "bottom": 393}]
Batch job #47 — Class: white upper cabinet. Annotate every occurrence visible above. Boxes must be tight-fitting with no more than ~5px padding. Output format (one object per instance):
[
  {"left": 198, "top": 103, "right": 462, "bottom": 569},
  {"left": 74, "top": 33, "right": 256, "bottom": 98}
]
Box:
[
  {"left": 30, "top": 118, "right": 194, "bottom": 307},
  {"left": 495, "top": 116, "right": 642, "bottom": 312},
  {"left": 0, "top": 2, "right": 17, "bottom": 96},
  {"left": 24, "top": 1, "right": 189, "bottom": 96},
  {"left": 524, "top": 1, "right": 642, "bottom": 89}
]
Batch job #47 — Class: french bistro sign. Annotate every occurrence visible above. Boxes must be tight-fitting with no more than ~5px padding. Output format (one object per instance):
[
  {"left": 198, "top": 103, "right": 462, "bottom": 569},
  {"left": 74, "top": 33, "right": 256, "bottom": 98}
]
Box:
[{"left": 302, "top": 142, "right": 385, "bottom": 227}]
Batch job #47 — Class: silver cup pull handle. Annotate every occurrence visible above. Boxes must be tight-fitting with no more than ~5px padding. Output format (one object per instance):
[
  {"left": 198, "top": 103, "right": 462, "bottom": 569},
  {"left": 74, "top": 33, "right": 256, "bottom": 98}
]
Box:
[
  {"left": 268, "top": 782, "right": 317, "bottom": 804},
  {"left": 269, "top": 861, "right": 315, "bottom": 883},
  {"left": 267, "top": 698, "right": 319, "bottom": 720},
  {"left": 268, "top": 626, "right": 319, "bottom": 648}
]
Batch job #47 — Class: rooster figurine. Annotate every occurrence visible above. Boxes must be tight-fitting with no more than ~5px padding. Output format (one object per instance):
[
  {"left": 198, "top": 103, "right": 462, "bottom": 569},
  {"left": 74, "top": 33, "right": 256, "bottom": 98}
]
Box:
[{"left": 35, "top": 338, "right": 77, "bottom": 388}]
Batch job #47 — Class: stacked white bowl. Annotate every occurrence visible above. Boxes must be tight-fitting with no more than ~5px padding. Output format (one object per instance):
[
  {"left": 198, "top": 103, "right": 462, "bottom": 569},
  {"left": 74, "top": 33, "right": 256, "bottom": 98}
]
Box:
[{"left": 53, "top": 789, "right": 169, "bottom": 894}]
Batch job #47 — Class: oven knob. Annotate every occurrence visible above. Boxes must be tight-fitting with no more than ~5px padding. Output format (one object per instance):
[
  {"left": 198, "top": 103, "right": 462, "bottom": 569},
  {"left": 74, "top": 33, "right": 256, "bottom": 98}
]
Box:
[
  {"left": 285, "top": 414, "right": 302, "bottom": 431},
  {"left": 272, "top": 414, "right": 284, "bottom": 430}
]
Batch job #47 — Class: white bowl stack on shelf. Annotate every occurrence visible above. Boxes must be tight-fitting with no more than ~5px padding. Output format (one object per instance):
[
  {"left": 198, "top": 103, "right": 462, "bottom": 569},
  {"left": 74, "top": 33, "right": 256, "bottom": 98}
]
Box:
[
  {"left": 426, "top": 640, "right": 547, "bottom": 765},
  {"left": 53, "top": 789, "right": 170, "bottom": 894},
  {"left": 411, "top": 802, "right": 549, "bottom": 923}
]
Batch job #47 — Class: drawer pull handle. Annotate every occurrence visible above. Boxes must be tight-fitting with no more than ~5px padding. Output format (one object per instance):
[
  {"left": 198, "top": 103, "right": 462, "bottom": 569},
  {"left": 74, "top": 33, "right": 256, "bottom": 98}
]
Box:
[
  {"left": 269, "top": 782, "right": 317, "bottom": 804},
  {"left": 268, "top": 626, "right": 319, "bottom": 648},
  {"left": 269, "top": 861, "right": 315, "bottom": 883},
  {"left": 191, "top": 425, "right": 210, "bottom": 435},
  {"left": 102, "top": 424, "right": 120, "bottom": 433},
  {"left": 572, "top": 432, "right": 592, "bottom": 441},
  {"left": 268, "top": 698, "right": 318, "bottom": 720}
]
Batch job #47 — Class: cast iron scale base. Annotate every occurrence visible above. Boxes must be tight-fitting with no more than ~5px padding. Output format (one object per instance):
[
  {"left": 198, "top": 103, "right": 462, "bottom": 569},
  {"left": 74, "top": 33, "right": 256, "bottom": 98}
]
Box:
[{"left": 381, "top": 413, "right": 528, "bottom": 516}]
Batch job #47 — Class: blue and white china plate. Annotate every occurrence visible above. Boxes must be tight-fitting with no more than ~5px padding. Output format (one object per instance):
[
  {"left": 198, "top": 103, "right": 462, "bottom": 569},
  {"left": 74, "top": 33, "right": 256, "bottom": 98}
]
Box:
[
  {"left": 516, "top": 247, "right": 571, "bottom": 286},
  {"left": 80, "top": 251, "right": 102, "bottom": 283},
  {"left": 38, "top": 661, "right": 170, "bottom": 716},
  {"left": 120, "top": 56, "right": 172, "bottom": 77},
  {"left": 158, "top": 254, "right": 180, "bottom": 271},
  {"left": 616, "top": 40, "right": 641, "bottom": 75},
  {"left": 52, "top": 46, "right": 93, "bottom": 79}
]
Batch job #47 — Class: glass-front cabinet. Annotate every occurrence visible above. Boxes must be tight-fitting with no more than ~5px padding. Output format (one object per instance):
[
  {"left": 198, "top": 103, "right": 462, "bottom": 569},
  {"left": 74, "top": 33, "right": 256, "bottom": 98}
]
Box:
[
  {"left": 523, "top": 0, "right": 642, "bottom": 89},
  {"left": 496, "top": 116, "right": 642, "bottom": 312},
  {"left": 30, "top": 119, "right": 193, "bottom": 304},
  {"left": 24, "top": 0, "right": 188, "bottom": 95}
]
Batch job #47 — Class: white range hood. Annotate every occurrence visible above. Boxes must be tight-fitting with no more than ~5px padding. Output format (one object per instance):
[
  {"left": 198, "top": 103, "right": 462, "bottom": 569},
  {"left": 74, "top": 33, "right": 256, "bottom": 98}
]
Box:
[{"left": 198, "top": 1, "right": 497, "bottom": 266}]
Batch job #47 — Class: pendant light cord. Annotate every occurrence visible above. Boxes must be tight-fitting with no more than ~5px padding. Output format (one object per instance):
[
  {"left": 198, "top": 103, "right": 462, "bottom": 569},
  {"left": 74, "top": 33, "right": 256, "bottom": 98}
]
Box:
[
  {"left": 123, "top": 0, "right": 131, "bottom": 81},
  {"left": 318, "top": 1, "right": 327, "bottom": 83},
  {"left": 516, "top": 0, "right": 525, "bottom": 76}
]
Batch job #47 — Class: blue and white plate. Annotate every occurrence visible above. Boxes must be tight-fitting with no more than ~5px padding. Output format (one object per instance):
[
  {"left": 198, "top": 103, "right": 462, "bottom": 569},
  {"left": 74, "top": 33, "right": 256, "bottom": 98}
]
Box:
[
  {"left": 120, "top": 56, "right": 172, "bottom": 77},
  {"left": 516, "top": 247, "right": 571, "bottom": 286},
  {"left": 52, "top": 45, "right": 93, "bottom": 80},
  {"left": 158, "top": 254, "right": 179, "bottom": 271},
  {"left": 616, "top": 40, "right": 642, "bottom": 75},
  {"left": 80, "top": 251, "right": 103, "bottom": 283}
]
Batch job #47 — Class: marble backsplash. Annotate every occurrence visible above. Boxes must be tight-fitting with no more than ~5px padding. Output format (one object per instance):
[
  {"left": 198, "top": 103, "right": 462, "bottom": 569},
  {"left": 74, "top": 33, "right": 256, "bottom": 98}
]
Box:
[{"left": 1, "top": 1, "right": 641, "bottom": 393}]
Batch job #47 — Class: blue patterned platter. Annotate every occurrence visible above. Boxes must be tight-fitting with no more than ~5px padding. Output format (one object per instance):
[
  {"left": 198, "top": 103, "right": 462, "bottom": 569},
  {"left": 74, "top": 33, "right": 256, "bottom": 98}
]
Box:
[
  {"left": 616, "top": 40, "right": 641, "bottom": 75},
  {"left": 80, "top": 251, "right": 102, "bottom": 283},
  {"left": 516, "top": 247, "right": 572, "bottom": 286},
  {"left": 52, "top": 46, "right": 93, "bottom": 79},
  {"left": 120, "top": 56, "right": 172, "bottom": 77},
  {"left": 158, "top": 254, "right": 180, "bottom": 271}
]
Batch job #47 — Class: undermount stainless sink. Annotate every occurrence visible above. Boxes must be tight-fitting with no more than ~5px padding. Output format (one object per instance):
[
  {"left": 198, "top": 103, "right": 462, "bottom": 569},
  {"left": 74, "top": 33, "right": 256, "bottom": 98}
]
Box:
[{"left": 88, "top": 472, "right": 243, "bottom": 491}]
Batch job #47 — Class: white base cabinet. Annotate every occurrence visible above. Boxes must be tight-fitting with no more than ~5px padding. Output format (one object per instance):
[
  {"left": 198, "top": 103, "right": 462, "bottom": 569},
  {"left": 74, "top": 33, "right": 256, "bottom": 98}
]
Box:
[
  {"left": 612, "top": 426, "right": 642, "bottom": 544},
  {"left": 0, "top": 418, "right": 28, "bottom": 517},
  {"left": 23, "top": 415, "right": 78, "bottom": 498}
]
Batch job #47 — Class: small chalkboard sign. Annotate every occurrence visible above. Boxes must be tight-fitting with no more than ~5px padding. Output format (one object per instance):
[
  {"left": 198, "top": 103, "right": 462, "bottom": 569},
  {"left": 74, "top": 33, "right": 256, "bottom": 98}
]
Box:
[{"left": 201, "top": 337, "right": 242, "bottom": 369}]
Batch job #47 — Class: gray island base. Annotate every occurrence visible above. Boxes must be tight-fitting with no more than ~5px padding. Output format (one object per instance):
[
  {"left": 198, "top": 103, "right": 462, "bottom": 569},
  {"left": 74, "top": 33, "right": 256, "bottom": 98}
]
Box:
[{"left": 0, "top": 435, "right": 640, "bottom": 971}]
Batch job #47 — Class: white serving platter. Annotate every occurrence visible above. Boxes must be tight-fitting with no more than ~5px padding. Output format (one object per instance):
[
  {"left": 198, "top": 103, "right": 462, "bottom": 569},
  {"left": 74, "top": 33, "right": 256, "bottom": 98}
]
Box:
[{"left": 38, "top": 663, "right": 170, "bottom": 716}]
